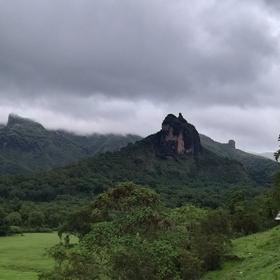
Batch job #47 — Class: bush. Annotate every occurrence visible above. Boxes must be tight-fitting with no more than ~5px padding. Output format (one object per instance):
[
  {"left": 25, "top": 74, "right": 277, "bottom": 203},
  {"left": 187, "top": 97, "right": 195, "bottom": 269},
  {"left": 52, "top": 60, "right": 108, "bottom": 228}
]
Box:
[
  {"left": 28, "top": 211, "right": 45, "bottom": 227},
  {"left": 0, "top": 207, "right": 9, "bottom": 235},
  {"left": 6, "top": 211, "right": 22, "bottom": 226},
  {"left": 42, "top": 184, "right": 232, "bottom": 280}
]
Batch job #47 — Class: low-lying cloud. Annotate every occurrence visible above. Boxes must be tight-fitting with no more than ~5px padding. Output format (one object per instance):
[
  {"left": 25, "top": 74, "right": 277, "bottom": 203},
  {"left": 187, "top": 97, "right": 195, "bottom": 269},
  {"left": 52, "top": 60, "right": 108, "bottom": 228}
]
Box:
[{"left": 0, "top": 0, "right": 279, "bottom": 152}]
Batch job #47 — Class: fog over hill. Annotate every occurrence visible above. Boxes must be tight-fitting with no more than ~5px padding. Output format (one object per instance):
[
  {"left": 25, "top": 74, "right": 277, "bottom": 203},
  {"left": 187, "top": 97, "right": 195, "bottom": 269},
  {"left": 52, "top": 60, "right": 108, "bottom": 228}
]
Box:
[
  {"left": 0, "top": 0, "right": 280, "bottom": 151},
  {"left": 0, "top": 113, "right": 277, "bottom": 209},
  {"left": 0, "top": 114, "right": 141, "bottom": 174}
]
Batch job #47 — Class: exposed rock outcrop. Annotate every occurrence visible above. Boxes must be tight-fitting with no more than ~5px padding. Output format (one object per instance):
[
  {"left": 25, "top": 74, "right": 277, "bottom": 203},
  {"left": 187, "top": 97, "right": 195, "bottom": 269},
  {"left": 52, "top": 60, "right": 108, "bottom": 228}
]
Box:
[
  {"left": 152, "top": 113, "right": 202, "bottom": 157},
  {"left": 228, "top": 140, "right": 236, "bottom": 149},
  {"left": 7, "top": 114, "right": 45, "bottom": 130}
]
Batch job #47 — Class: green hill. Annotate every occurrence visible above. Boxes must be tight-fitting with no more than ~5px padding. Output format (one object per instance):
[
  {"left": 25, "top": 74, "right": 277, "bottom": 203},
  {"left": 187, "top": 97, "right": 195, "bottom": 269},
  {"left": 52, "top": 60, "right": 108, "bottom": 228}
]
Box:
[
  {"left": 0, "top": 114, "right": 141, "bottom": 175},
  {"left": 257, "top": 152, "right": 275, "bottom": 161},
  {"left": 200, "top": 134, "right": 278, "bottom": 186},
  {"left": 0, "top": 114, "right": 271, "bottom": 207},
  {"left": 203, "top": 225, "right": 280, "bottom": 280},
  {"left": 0, "top": 113, "right": 277, "bottom": 191}
]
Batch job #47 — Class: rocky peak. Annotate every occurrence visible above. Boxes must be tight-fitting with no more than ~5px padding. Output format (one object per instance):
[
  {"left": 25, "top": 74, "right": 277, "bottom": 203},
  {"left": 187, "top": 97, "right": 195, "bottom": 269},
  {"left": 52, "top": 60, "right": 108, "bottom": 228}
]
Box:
[
  {"left": 7, "top": 114, "right": 45, "bottom": 130},
  {"left": 8, "top": 114, "right": 32, "bottom": 126},
  {"left": 228, "top": 140, "right": 236, "bottom": 149},
  {"left": 157, "top": 113, "right": 202, "bottom": 156}
]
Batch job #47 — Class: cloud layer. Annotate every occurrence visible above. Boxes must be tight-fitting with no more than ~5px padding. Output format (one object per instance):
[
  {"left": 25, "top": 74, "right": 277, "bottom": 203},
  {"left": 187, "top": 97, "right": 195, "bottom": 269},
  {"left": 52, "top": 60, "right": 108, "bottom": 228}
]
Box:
[{"left": 0, "top": 0, "right": 279, "bottom": 151}]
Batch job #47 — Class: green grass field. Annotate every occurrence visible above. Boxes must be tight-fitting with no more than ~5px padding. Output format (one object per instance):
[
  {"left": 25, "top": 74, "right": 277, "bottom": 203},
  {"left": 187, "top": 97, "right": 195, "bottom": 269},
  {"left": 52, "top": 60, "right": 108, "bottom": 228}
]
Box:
[
  {"left": 1, "top": 227, "right": 280, "bottom": 280},
  {"left": 203, "top": 226, "right": 280, "bottom": 280},
  {"left": 0, "top": 232, "right": 59, "bottom": 280}
]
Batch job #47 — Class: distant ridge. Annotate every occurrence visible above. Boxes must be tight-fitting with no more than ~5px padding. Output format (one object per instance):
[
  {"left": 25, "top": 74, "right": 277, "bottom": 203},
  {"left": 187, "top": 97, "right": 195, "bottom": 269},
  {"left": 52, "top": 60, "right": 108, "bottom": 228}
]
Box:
[
  {"left": 0, "top": 112, "right": 277, "bottom": 193},
  {"left": 0, "top": 114, "right": 141, "bottom": 175},
  {"left": 200, "top": 134, "right": 278, "bottom": 186},
  {"left": 256, "top": 152, "right": 275, "bottom": 161},
  {"left": 1, "top": 113, "right": 277, "bottom": 207},
  {"left": 7, "top": 113, "right": 40, "bottom": 127}
]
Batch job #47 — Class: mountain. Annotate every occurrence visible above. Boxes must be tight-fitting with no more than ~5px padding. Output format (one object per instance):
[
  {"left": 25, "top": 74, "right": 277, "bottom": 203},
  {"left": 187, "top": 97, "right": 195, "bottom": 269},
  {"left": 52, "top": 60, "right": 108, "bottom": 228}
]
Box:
[
  {"left": 0, "top": 114, "right": 141, "bottom": 175},
  {"left": 200, "top": 135, "right": 278, "bottom": 186},
  {"left": 1, "top": 113, "right": 272, "bottom": 207},
  {"left": 256, "top": 152, "right": 275, "bottom": 160}
]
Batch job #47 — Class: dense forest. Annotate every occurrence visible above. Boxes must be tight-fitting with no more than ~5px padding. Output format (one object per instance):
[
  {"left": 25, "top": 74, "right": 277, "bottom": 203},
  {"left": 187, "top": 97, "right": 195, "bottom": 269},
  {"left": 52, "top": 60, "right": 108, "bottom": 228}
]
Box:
[{"left": 0, "top": 114, "right": 140, "bottom": 175}]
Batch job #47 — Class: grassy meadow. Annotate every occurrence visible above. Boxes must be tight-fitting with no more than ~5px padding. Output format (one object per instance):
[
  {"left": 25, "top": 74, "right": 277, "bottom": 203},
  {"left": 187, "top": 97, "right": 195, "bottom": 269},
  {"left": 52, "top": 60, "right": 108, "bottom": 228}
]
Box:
[
  {"left": 203, "top": 226, "right": 280, "bottom": 280},
  {"left": 0, "top": 232, "right": 58, "bottom": 280},
  {"left": 0, "top": 226, "right": 280, "bottom": 279}
]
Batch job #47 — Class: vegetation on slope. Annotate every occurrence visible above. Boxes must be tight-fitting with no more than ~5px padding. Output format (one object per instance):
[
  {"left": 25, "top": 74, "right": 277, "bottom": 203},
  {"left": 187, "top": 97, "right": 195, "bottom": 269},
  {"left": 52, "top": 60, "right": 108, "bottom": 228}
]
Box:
[
  {"left": 0, "top": 114, "right": 140, "bottom": 175},
  {"left": 200, "top": 134, "right": 279, "bottom": 186},
  {"left": 0, "top": 121, "right": 279, "bottom": 235},
  {"left": 0, "top": 193, "right": 278, "bottom": 280},
  {"left": 203, "top": 225, "right": 280, "bottom": 280},
  {"left": 0, "top": 133, "right": 263, "bottom": 209},
  {"left": 39, "top": 180, "right": 279, "bottom": 280},
  {"left": 40, "top": 183, "right": 232, "bottom": 280}
]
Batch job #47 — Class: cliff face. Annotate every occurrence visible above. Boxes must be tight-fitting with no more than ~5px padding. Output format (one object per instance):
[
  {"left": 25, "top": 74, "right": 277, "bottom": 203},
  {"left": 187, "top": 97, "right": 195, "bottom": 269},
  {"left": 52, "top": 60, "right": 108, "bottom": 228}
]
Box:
[
  {"left": 153, "top": 113, "right": 202, "bottom": 157},
  {"left": 227, "top": 140, "right": 236, "bottom": 149}
]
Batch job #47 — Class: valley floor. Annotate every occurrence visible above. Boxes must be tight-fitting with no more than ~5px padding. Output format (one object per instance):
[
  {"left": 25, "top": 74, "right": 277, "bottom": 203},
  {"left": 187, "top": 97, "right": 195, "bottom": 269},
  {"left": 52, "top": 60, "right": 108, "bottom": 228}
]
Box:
[
  {"left": 203, "top": 226, "right": 280, "bottom": 280},
  {"left": 0, "top": 233, "right": 57, "bottom": 280},
  {"left": 1, "top": 227, "right": 280, "bottom": 280}
]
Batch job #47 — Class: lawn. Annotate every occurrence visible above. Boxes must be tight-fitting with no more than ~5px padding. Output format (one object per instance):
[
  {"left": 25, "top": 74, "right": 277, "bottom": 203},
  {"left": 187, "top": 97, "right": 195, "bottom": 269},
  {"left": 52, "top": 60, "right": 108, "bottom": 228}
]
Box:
[
  {"left": 203, "top": 226, "right": 280, "bottom": 280},
  {"left": 2, "top": 227, "right": 280, "bottom": 280},
  {"left": 0, "top": 232, "right": 59, "bottom": 280}
]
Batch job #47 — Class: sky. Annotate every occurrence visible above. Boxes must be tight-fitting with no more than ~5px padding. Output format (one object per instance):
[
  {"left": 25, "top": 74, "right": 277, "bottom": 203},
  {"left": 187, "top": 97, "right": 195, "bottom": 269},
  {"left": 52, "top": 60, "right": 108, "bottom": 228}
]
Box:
[{"left": 0, "top": 0, "right": 280, "bottom": 152}]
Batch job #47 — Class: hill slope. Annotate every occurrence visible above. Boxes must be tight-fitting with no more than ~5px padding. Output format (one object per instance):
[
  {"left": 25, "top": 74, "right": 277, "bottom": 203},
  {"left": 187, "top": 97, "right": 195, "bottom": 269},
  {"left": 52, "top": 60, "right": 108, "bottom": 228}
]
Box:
[
  {"left": 200, "top": 134, "right": 278, "bottom": 186},
  {"left": 0, "top": 114, "right": 266, "bottom": 207},
  {"left": 203, "top": 225, "right": 280, "bottom": 280},
  {"left": 0, "top": 113, "right": 276, "bottom": 188},
  {"left": 0, "top": 114, "right": 141, "bottom": 174},
  {"left": 257, "top": 152, "right": 275, "bottom": 160}
]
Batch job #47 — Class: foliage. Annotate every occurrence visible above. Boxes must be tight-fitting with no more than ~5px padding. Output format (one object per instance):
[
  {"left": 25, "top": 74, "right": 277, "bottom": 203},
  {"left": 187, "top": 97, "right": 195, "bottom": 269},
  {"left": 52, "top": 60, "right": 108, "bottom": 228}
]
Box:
[
  {"left": 0, "top": 114, "right": 141, "bottom": 175},
  {"left": 5, "top": 211, "right": 22, "bottom": 226},
  {"left": 200, "top": 134, "right": 278, "bottom": 186},
  {"left": 28, "top": 211, "right": 45, "bottom": 227},
  {"left": 0, "top": 134, "right": 271, "bottom": 210},
  {"left": 40, "top": 183, "right": 232, "bottom": 280},
  {"left": 0, "top": 207, "right": 9, "bottom": 236},
  {"left": 202, "top": 226, "right": 280, "bottom": 280},
  {"left": 271, "top": 170, "right": 280, "bottom": 215},
  {"left": 0, "top": 198, "right": 86, "bottom": 232}
]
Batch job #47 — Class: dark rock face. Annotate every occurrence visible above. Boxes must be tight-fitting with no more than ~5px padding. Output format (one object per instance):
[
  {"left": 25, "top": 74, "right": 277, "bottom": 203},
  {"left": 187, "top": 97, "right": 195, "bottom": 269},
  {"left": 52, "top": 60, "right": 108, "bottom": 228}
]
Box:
[
  {"left": 7, "top": 114, "right": 45, "bottom": 130},
  {"left": 228, "top": 140, "right": 236, "bottom": 149},
  {"left": 154, "top": 113, "right": 202, "bottom": 156}
]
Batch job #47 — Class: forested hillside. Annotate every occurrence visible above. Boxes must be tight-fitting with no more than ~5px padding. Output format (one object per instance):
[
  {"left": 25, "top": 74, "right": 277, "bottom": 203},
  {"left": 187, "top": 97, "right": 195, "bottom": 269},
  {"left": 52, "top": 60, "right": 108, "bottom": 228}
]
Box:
[
  {"left": 200, "top": 135, "right": 278, "bottom": 186},
  {"left": 39, "top": 182, "right": 279, "bottom": 280},
  {"left": 0, "top": 114, "right": 140, "bottom": 174},
  {"left": 0, "top": 114, "right": 273, "bottom": 208}
]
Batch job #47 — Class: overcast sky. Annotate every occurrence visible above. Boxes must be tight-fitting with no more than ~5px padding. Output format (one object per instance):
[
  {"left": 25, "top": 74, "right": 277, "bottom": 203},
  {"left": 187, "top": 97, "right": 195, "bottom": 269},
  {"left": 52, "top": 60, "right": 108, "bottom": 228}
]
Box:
[{"left": 0, "top": 0, "right": 280, "bottom": 152}]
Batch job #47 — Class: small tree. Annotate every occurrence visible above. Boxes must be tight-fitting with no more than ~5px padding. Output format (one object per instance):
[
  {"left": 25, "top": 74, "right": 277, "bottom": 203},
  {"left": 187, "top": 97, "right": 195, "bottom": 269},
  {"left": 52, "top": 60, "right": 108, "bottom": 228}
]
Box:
[
  {"left": 6, "top": 212, "right": 22, "bottom": 226},
  {"left": 28, "top": 211, "right": 45, "bottom": 227},
  {"left": 272, "top": 135, "right": 280, "bottom": 214},
  {"left": 274, "top": 135, "right": 280, "bottom": 161},
  {"left": 0, "top": 207, "right": 9, "bottom": 235}
]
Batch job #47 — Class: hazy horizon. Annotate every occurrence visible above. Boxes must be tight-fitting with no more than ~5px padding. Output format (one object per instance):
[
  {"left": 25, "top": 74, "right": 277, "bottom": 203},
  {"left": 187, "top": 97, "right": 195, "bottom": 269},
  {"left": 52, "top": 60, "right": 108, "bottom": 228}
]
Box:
[{"left": 0, "top": 112, "right": 275, "bottom": 154}]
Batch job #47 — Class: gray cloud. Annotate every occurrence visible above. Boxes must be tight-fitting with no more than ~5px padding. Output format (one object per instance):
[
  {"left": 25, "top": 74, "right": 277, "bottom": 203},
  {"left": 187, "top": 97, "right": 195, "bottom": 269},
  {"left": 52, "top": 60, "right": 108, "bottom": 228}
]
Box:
[{"left": 0, "top": 0, "right": 279, "bottom": 151}]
